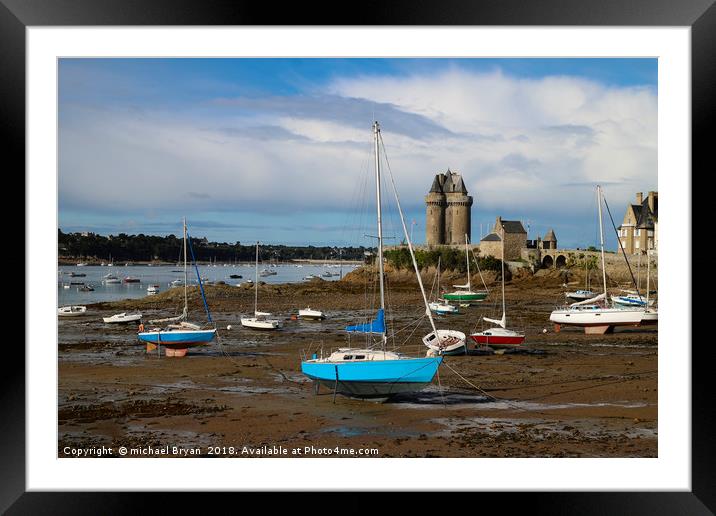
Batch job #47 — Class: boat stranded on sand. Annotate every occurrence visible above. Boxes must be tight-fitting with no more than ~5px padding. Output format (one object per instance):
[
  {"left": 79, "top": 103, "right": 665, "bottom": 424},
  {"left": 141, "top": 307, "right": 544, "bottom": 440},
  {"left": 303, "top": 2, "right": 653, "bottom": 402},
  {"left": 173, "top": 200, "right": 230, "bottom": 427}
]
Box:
[
  {"left": 549, "top": 186, "right": 648, "bottom": 335},
  {"left": 137, "top": 218, "right": 217, "bottom": 357},
  {"left": 442, "top": 236, "right": 488, "bottom": 303},
  {"left": 298, "top": 307, "right": 326, "bottom": 320},
  {"left": 470, "top": 223, "right": 526, "bottom": 349},
  {"left": 241, "top": 242, "right": 282, "bottom": 331},
  {"left": 103, "top": 312, "right": 142, "bottom": 324},
  {"left": 58, "top": 305, "right": 87, "bottom": 317}
]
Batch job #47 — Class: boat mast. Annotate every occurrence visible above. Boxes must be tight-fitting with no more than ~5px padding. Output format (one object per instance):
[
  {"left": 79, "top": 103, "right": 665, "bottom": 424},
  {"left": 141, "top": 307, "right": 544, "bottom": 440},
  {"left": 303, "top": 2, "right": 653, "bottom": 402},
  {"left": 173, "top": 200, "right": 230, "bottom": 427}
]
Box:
[
  {"left": 646, "top": 250, "right": 651, "bottom": 308},
  {"left": 637, "top": 252, "right": 641, "bottom": 291},
  {"left": 373, "top": 122, "right": 386, "bottom": 313},
  {"left": 465, "top": 234, "right": 471, "bottom": 291},
  {"left": 254, "top": 241, "right": 259, "bottom": 315},
  {"left": 437, "top": 256, "right": 441, "bottom": 300},
  {"left": 183, "top": 217, "right": 188, "bottom": 317},
  {"left": 597, "top": 186, "right": 609, "bottom": 304},
  {"left": 376, "top": 121, "right": 439, "bottom": 338},
  {"left": 500, "top": 223, "right": 506, "bottom": 323}
]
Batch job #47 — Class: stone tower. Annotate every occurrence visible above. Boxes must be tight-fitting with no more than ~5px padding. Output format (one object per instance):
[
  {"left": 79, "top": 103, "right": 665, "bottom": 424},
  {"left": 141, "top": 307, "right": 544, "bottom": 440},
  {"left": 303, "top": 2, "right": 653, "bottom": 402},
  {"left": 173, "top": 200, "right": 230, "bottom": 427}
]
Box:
[
  {"left": 425, "top": 175, "right": 446, "bottom": 245},
  {"left": 425, "top": 169, "right": 473, "bottom": 245}
]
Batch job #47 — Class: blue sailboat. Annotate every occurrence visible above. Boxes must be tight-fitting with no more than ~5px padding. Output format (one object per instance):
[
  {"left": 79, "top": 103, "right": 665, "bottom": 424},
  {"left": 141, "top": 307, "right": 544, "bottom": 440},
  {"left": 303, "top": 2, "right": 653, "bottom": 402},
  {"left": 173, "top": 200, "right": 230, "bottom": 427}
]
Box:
[
  {"left": 137, "top": 218, "right": 217, "bottom": 357},
  {"left": 301, "top": 121, "right": 447, "bottom": 401}
]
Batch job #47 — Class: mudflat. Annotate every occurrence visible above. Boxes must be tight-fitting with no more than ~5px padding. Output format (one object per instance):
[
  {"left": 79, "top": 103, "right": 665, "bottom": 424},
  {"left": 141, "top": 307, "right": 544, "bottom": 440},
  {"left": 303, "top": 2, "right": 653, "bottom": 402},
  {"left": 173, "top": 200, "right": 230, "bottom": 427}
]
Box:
[{"left": 58, "top": 272, "right": 657, "bottom": 458}]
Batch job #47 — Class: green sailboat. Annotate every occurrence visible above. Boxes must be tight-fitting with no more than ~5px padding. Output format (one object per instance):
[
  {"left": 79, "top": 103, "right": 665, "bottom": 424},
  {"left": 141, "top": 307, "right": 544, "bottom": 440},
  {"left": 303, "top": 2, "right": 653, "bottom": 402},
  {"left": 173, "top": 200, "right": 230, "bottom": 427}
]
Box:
[{"left": 442, "top": 234, "right": 488, "bottom": 302}]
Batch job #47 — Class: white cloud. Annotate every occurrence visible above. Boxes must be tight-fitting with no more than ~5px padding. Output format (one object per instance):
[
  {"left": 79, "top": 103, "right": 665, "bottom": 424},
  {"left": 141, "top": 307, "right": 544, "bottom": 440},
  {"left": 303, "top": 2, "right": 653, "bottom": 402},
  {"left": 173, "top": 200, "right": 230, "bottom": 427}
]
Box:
[{"left": 59, "top": 66, "right": 657, "bottom": 245}]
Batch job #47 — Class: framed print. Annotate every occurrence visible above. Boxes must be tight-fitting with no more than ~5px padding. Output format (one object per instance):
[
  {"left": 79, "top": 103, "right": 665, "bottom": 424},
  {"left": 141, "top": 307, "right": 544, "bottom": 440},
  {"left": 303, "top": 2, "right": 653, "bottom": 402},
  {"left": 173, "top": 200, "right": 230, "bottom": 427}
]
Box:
[{"left": 5, "top": 0, "right": 713, "bottom": 512}]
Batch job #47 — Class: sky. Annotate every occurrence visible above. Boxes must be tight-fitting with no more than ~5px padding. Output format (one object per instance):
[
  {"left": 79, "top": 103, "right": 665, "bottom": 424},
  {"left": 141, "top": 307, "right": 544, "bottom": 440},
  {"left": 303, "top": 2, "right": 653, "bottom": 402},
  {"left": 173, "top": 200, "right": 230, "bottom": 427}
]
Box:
[{"left": 58, "top": 58, "right": 657, "bottom": 249}]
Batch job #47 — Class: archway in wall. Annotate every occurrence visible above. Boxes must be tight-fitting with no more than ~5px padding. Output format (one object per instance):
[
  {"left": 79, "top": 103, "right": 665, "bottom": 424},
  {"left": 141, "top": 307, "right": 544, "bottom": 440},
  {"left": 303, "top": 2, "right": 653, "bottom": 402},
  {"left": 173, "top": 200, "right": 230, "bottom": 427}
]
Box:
[
  {"left": 542, "top": 255, "right": 554, "bottom": 268},
  {"left": 555, "top": 255, "right": 567, "bottom": 268}
]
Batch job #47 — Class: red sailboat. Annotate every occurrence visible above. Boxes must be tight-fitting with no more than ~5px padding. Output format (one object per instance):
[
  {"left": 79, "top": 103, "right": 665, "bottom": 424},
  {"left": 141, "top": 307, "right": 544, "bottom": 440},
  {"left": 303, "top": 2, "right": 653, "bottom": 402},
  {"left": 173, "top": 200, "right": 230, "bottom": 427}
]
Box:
[{"left": 470, "top": 223, "right": 525, "bottom": 348}]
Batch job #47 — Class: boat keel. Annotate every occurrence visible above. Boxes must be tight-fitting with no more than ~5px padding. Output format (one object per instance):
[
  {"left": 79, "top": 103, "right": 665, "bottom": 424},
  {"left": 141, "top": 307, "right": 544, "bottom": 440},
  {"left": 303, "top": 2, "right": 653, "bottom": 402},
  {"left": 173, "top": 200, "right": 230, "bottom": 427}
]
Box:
[{"left": 584, "top": 325, "right": 614, "bottom": 335}]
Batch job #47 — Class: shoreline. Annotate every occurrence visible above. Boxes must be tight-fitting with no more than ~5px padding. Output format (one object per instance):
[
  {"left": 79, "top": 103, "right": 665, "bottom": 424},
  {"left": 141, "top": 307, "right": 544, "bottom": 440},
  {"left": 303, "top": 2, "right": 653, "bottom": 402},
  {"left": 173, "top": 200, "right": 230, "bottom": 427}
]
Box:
[{"left": 58, "top": 259, "right": 364, "bottom": 267}]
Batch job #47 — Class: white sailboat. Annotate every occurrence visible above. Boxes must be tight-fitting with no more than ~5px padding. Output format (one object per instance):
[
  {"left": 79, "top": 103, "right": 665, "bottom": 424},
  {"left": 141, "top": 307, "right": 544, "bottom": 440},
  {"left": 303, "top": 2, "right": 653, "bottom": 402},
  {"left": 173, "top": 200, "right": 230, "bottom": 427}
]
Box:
[
  {"left": 550, "top": 186, "right": 645, "bottom": 334},
  {"left": 470, "top": 223, "right": 525, "bottom": 348},
  {"left": 428, "top": 257, "right": 458, "bottom": 315},
  {"left": 241, "top": 242, "right": 282, "bottom": 330},
  {"left": 566, "top": 259, "right": 595, "bottom": 301},
  {"left": 58, "top": 305, "right": 87, "bottom": 317}
]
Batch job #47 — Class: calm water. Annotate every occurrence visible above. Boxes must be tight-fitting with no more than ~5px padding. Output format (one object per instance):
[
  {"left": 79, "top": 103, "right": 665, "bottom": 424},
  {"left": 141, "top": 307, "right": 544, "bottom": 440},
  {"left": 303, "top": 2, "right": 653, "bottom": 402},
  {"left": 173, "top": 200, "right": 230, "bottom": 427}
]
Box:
[{"left": 57, "top": 263, "right": 357, "bottom": 306}]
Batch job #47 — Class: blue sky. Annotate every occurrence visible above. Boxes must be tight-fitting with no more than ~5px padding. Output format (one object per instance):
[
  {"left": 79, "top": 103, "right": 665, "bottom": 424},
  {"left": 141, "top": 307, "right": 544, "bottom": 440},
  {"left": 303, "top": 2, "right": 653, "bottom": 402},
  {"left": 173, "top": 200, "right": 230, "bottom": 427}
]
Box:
[{"left": 58, "top": 58, "right": 657, "bottom": 249}]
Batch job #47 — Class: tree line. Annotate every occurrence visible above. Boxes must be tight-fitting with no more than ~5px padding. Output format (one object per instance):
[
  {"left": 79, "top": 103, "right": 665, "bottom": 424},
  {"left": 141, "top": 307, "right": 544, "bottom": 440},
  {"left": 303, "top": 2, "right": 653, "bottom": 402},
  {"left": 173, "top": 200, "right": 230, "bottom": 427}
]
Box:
[
  {"left": 384, "top": 246, "right": 502, "bottom": 273},
  {"left": 58, "top": 230, "right": 369, "bottom": 262}
]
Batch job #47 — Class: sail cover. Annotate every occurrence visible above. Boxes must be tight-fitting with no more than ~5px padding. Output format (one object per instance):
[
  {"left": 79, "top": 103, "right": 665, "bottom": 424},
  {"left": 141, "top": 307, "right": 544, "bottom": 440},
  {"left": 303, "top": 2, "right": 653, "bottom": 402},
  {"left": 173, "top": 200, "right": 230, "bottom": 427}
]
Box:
[
  {"left": 570, "top": 293, "right": 606, "bottom": 307},
  {"left": 483, "top": 313, "right": 506, "bottom": 328},
  {"left": 452, "top": 283, "right": 470, "bottom": 289},
  {"left": 345, "top": 309, "right": 385, "bottom": 334}
]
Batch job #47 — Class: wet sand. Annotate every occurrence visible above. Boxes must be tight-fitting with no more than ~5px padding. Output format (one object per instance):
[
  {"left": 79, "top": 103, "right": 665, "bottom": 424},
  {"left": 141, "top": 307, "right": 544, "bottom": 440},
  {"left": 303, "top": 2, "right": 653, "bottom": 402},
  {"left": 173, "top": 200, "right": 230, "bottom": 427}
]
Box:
[{"left": 58, "top": 271, "right": 657, "bottom": 458}]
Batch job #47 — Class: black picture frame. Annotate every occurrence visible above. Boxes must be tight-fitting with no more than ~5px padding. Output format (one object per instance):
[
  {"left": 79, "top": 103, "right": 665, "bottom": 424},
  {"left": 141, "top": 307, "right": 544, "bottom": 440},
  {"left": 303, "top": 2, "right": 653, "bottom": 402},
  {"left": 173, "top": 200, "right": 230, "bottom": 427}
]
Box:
[{"left": 5, "top": 0, "right": 712, "bottom": 513}]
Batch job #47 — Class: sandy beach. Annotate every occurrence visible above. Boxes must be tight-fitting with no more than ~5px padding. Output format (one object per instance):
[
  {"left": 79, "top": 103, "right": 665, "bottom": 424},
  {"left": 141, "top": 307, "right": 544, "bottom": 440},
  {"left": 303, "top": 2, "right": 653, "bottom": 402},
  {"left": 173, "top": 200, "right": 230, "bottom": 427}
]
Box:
[{"left": 58, "top": 268, "right": 657, "bottom": 458}]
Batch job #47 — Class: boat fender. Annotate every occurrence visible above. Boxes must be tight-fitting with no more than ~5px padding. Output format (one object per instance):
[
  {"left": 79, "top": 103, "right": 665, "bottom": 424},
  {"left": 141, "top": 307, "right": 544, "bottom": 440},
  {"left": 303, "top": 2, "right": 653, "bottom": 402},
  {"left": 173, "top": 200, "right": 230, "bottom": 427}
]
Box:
[{"left": 138, "top": 323, "right": 144, "bottom": 332}]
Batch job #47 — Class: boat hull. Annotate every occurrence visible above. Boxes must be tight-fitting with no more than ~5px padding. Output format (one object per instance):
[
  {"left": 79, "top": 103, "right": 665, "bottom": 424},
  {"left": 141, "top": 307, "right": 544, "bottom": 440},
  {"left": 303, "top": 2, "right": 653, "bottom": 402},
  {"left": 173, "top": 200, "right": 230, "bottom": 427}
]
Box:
[
  {"left": 103, "top": 314, "right": 142, "bottom": 324},
  {"left": 301, "top": 356, "right": 442, "bottom": 399},
  {"left": 550, "top": 308, "right": 644, "bottom": 334},
  {"left": 443, "top": 292, "right": 487, "bottom": 302},
  {"left": 241, "top": 318, "right": 281, "bottom": 330},
  {"left": 298, "top": 309, "right": 325, "bottom": 320},
  {"left": 549, "top": 309, "right": 644, "bottom": 327},
  {"left": 640, "top": 310, "right": 658, "bottom": 325},
  {"left": 137, "top": 329, "right": 216, "bottom": 345},
  {"left": 58, "top": 307, "right": 87, "bottom": 317},
  {"left": 470, "top": 333, "right": 525, "bottom": 347}
]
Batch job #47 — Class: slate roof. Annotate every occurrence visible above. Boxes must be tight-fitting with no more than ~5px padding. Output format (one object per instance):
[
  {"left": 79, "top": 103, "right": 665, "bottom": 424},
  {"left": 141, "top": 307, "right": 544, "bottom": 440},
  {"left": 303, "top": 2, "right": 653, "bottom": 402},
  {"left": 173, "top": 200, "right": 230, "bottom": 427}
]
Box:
[
  {"left": 429, "top": 175, "right": 444, "bottom": 193},
  {"left": 543, "top": 229, "right": 557, "bottom": 241},
  {"left": 636, "top": 197, "right": 658, "bottom": 229},
  {"left": 481, "top": 233, "right": 501, "bottom": 242},
  {"left": 500, "top": 220, "right": 527, "bottom": 234},
  {"left": 428, "top": 169, "right": 469, "bottom": 195}
]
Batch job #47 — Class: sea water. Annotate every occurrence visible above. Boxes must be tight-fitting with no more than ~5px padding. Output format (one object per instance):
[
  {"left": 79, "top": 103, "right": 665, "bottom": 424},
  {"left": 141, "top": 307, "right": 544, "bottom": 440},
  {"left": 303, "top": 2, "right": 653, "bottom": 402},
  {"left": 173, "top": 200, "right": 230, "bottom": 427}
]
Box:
[{"left": 57, "top": 263, "right": 357, "bottom": 306}]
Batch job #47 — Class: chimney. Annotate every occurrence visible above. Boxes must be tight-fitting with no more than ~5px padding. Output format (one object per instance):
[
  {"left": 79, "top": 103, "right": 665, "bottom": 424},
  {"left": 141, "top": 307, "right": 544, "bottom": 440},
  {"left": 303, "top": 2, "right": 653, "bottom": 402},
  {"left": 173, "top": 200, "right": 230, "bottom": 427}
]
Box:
[
  {"left": 647, "top": 191, "right": 656, "bottom": 212},
  {"left": 636, "top": 192, "right": 643, "bottom": 204}
]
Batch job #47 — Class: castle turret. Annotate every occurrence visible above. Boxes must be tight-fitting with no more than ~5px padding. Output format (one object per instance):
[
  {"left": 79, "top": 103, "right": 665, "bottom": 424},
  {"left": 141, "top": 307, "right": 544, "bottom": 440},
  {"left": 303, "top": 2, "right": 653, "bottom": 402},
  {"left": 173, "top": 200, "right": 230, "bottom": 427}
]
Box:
[
  {"left": 543, "top": 229, "right": 557, "bottom": 250},
  {"left": 425, "top": 175, "right": 446, "bottom": 245},
  {"left": 443, "top": 170, "right": 473, "bottom": 245}
]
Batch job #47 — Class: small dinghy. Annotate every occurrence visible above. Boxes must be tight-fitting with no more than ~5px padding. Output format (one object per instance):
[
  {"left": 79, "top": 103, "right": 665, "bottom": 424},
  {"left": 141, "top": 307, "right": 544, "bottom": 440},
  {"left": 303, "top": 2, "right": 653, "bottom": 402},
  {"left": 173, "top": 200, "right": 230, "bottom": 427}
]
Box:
[
  {"left": 103, "top": 312, "right": 142, "bottom": 324},
  {"left": 423, "top": 329, "right": 467, "bottom": 355},
  {"left": 58, "top": 305, "right": 87, "bottom": 317},
  {"left": 147, "top": 285, "right": 159, "bottom": 295},
  {"left": 298, "top": 307, "right": 326, "bottom": 320}
]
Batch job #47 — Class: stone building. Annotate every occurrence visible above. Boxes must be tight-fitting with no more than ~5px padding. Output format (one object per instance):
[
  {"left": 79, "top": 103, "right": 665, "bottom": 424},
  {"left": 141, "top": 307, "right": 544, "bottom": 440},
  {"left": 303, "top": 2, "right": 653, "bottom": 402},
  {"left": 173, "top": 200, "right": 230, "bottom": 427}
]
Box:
[
  {"left": 618, "top": 191, "right": 658, "bottom": 254},
  {"left": 425, "top": 169, "right": 473, "bottom": 245},
  {"left": 479, "top": 217, "right": 528, "bottom": 261}
]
